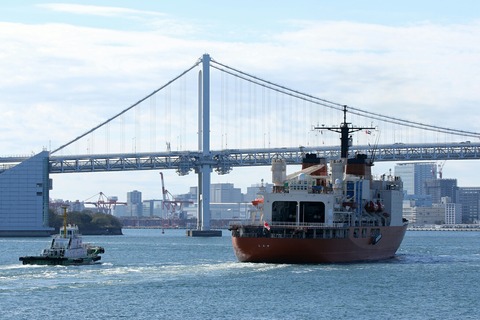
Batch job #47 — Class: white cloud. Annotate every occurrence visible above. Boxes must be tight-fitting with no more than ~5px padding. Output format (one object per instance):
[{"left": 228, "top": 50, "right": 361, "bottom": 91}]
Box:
[
  {"left": 39, "top": 3, "right": 165, "bottom": 18},
  {"left": 38, "top": 3, "right": 200, "bottom": 37},
  {"left": 1, "top": 8, "right": 480, "bottom": 200},
  {"left": 259, "top": 20, "right": 480, "bottom": 130}
]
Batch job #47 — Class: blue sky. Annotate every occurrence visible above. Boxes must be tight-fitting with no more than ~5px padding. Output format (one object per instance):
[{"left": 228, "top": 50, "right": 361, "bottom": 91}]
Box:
[
  {"left": 1, "top": 1, "right": 480, "bottom": 201},
  {"left": 3, "top": 1, "right": 479, "bottom": 36}
]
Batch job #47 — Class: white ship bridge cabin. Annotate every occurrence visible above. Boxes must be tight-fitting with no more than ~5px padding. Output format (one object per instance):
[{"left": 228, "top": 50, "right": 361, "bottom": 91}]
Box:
[{"left": 242, "top": 153, "right": 405, "bottom": 240}]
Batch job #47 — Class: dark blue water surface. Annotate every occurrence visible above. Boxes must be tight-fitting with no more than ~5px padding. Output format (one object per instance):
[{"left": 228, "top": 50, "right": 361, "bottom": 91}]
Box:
[{"left": 1, "top": 230, "right": 479, "bottom": 319}]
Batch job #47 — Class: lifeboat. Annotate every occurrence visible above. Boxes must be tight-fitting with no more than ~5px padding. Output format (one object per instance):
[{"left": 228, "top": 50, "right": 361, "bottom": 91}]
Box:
[
  {"left": 365, "top": 201, "right": 378, "bottom": 213},
  {"left": 376, "top": 200, "right": 384, "bottom": 212},
  {"left": 251, "top": 198, "right": 264, "bottom": 206}
]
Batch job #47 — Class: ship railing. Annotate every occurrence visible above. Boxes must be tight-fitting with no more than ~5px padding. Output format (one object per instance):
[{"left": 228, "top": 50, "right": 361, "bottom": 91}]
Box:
[
  {"left": 228, "top": 220, "right": 346, "bottom": 229},
  {"left": 271, "top": 222, "right": 347, "bottom": 229}
]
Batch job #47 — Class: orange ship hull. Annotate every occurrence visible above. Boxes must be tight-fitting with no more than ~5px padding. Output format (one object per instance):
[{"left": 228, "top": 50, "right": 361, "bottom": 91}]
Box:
[{"left": 231, "top": 225, "right": 408, "bottom": 264}]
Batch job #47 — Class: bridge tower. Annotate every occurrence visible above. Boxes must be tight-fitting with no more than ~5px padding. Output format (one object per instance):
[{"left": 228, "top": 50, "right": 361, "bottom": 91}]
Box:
[{"left": 187, "top": 53, "right": 221, "bottom": 237}]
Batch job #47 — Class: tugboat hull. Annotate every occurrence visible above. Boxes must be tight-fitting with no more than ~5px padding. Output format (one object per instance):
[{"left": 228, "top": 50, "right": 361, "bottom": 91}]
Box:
[{"left": 19, "top": 255, "right": 101, "bottom": 266}]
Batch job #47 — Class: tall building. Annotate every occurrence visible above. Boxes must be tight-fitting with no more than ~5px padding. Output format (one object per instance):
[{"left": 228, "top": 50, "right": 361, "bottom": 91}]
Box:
[
  {"left": 127, "top": 190, "right": 143, "bottom": 217},
  {"left": 395, "top": 162, "right": 437, "bottom": 196},
  {"left": 424, "top": 179, "right": 458, "bottom": 204},
  {"left": 456, "top": 187, "right": 480, "bottom": 223},
  {"left": 0, "top": 151, "right": 53, "bottom": 236}
]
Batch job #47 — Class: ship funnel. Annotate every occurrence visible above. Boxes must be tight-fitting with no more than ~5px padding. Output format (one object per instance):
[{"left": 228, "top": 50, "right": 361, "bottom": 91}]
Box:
[{"left": 302, "top": 154, "right": 327, "bottom": 176}]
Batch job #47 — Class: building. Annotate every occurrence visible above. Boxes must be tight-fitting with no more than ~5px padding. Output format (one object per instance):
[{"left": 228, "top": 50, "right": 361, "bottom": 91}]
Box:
[
  {"left": 210, "top": 183, "right": 243, "bottom": 203},
  {"left": 209, "top": 202, "right": 251, "bottom": 220},
  {"left": 404, "top": 194, "right": 433, "bottom": 208},
  {"left": 126, "top": 190, "right": 143, "bottom": 217},
  {"left": 0, "top": 151, "right": 53, "bottom": 236},
  {"left": 412, "top": 204, "right": 446, "bottom": 226},
  {"left": 456, "top": 187, "right": 480, "bottom": 223},
  {"left": 395, "top": 162, "right": 437, "bottom": 196},
  {"left": 169, "top": 183, "right": 265, "bottom": 223},
  {"left": 424, "top": 179, "right": 457, "bottom": 204},
  {"left": 402, "top": 200, "right": 417, "bottom": 225},
  {"left": 113, "top": 205, "right": 127, "bottom": 217},
  {"left": 142, "top": 199, "right": 164, "bottom": 218},
  {"left": 443, "top": 197, "right": 462, "bottom": 225},
  {"left": 404, "top": 197, "right": 462, "bottom": 226},
  {"left": 397, "top": 165, "right": 480, "bottom": 225}
]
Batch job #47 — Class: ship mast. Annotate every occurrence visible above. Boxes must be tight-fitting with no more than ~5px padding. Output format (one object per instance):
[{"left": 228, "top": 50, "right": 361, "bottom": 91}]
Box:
[
  {"left": 315, "top": 105, "right": 375, "bottom": 159},
  {"left": 62, "top": 206, "right": 67, "bottom": 238}
]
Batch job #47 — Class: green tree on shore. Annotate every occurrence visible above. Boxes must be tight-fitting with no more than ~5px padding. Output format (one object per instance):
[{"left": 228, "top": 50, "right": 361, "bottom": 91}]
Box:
[{"left": 49, "top": 210, "right": 123, "bottom": 235}]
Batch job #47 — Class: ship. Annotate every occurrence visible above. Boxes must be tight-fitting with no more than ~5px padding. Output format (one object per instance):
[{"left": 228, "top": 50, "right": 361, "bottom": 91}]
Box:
[
  {"left": 19, "top": 207, "right": 105, "bottom": 266},
  {"left": 228, "top": 106, "right": 408, "bottom": 263}
]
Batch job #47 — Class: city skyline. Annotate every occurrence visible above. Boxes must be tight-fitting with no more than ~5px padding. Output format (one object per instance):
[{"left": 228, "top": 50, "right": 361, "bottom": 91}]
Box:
[{"left": 55, "top": 170, "right": 472, "bottom": 205}]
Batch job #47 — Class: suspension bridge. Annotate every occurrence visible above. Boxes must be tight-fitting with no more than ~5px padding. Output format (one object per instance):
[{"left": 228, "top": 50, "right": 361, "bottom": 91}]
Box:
[{"left": 2, "top": 54, "right": 480, "bottom": 234}]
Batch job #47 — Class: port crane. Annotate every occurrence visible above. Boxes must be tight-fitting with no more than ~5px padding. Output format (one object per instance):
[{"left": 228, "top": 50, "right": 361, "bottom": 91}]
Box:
[
  {"left": 159, "top": 172, "right": 192, "bottom": 219},
  {"left": 84, "top": 192, "right": 127, "bottom": 214}
]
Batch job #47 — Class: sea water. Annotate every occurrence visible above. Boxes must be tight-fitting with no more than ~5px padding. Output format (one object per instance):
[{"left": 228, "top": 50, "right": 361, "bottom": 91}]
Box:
[{"left": 0, "top": 229, "right": 479, "bottom": 320}]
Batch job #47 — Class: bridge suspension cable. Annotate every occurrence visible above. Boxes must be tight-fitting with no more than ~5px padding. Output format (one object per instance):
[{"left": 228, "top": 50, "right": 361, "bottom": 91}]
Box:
[
  {"left": 51, "top": 54, "right": 480, "bottom": 156},
  {"left": 210, "top": 58, "right": 480, "bottom": 139},
  {"left": 50, "top": 59, "right": 202, "bottom": 155}
]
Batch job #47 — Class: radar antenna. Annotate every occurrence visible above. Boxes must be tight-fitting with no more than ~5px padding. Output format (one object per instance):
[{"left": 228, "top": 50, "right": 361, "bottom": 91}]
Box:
[{"left": 315, "top": 105, "right": 376, "bottom": 159}]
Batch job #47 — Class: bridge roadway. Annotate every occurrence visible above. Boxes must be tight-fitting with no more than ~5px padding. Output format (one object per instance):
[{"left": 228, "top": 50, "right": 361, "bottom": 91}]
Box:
[{"left": 43, "top": 142, "right": 480, "bottom": 175}]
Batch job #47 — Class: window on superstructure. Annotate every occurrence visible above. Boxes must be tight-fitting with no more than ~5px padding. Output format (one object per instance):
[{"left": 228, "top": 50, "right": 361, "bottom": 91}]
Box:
[
  {"left": 299, "top": 201, "right": 325, "bottom": 224},
  {"left": 272, "top": 201, "right": 297, "bottom": 223}
]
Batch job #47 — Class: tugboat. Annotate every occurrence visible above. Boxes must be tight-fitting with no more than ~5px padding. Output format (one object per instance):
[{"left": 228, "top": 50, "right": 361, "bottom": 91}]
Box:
[
  {"left": 19, "top": 207, "right": 105, "bottom": 266},
  {"left": 228, "top": 106, "right": 408, "bottom": 263}
]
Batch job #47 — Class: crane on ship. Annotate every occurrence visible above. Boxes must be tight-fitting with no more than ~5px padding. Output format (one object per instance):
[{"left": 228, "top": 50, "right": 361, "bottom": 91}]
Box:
[{"left": 84, "top": 192, "right": 127, "bottom": 214}]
